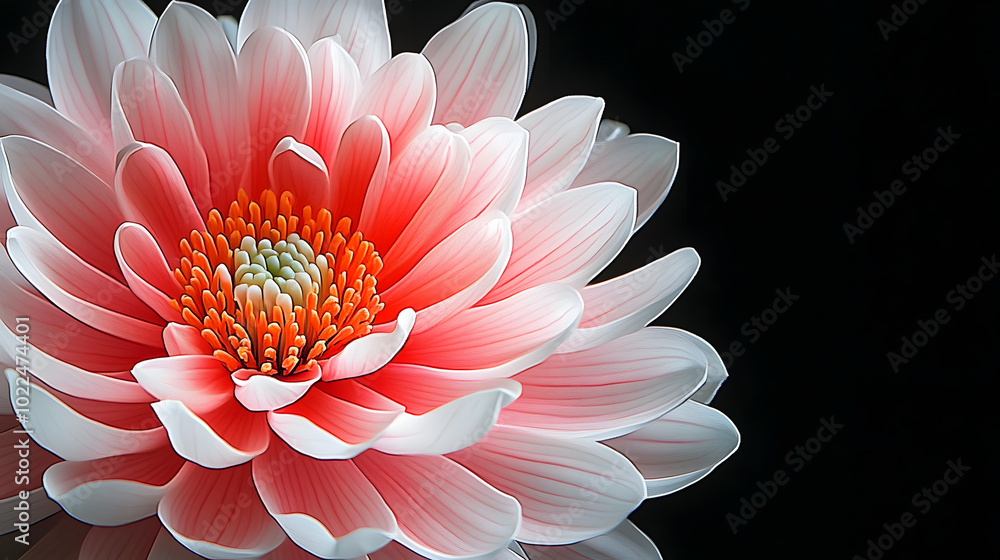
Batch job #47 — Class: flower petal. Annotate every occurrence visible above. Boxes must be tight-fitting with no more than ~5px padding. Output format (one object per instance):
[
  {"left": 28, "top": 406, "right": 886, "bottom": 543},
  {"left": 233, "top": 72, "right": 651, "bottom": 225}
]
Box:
[
  {"left": 558, "top": 247, "right": 701, "bottom": 353},
  {"left": 151, "top": 2, "right": 248, "bottom": 208},
  {"left": 238, "top": 0, "right": 390, "bottom": 80},
  {"left": 687, "top": 333, "right": 730, "bottom": 405},
  {"left": 239, "top": 26, "right": 312, "bottom": 199},
  {"left": 1, "top": 321, "right": 152, "bottom": 403},
  {"left": 522, "top": 520, "right": 661, "bottom": 560},
  {"left": 321, "top": 309, "right": 415, "bottom": 382},
  {"left": 360, "top": 125, "right": 469, "bottom": 257},
  {"left": 7, "top": 226, "right": 164, "bottom": 345},
  {"left": 269, "top": 137, "right": 331, "bottom": 211},
  {"left": 329, "top": 115, "right": 390, "bottom": 224},
  {"left": 0, "top": 75, "right": 52, "bottom": 105},
  {"left": 158, "top": 462, "right": 285, "bottom": 559},
  {"left": 253, "top": 437, "right": 396, "bottom": 558},
  {"left": 394, "top": 284, "right": 582, "bottom": 379},
  {"left": 497, "top": 327, "right": 709, "bottom": 439},
  {"left": 46, "top": 0, "right": 156, "bottom": 143},
  {"left": 423, "top": 3, "right": 528, "bottom": 125},
  {"left": 354, "top": 451, "right": 521, "bottom": 560},
  {"left": 268, "top": 379, "right": 403, "bottom": 460},
  {"left": 451, "top": 117, "right": 528, "bottom": 224},
  {"left": 162, "top": 323, "right": 213, "bottom": 357},
  {"left": 232, "top": 365, "right": 321, "bottom": 412},
  {"left": 5, "top": 370, "right": 166, "bottom": 461},
  {"left": 516, "top": 96, "right": 604, "bottom": 211},
  {"left": 151, "top": 398, "right": 269, "bottom": 469},
  {"left": 604, "top": 400, "right": 740, "bottom": 497},
  {"left": 1, "top": 426, "right": 61, "bottom": 499},
  {"left": 132, "top": 355, "right": 234, "bottom": 413},
  {"left": 43, "top": 446, "right": 184, "bottom": 526},
  {"left": 0, "top": 83, "right": 112, "bottom": 183},
  {"left": 115, "top": 223, "right": 183, "bottom": 323},
  {"left": 354, "top": 53, "right": 436, "bottom": 154},
  {"left": 304, "top": 38, "right": 361, "bottom": 176},
  {"left": 111, "top": 57, "right": 211, "bottom": 215},
  {"left": 380, "top": 212, "right": 511, "bottom": 328},
  {"left": 115, "top": 143, "right": 206, "bottom": 265},
  {"left": 450, "top": 426, "right": 645, "bottom": 544},
  {"left": 1, "top": 135, "right": 124, "bottom": 279},
  {"left": 78, "top": 518, "right": 163, "bottom": 560},
  {"left": 484, "top": 183, "right": 636, "bottom": 304},
  {"left": 571, "top": 134, "right": 679, "bottom": 232},
  {"left": 364, "top": 367, "right": 521, "bottom": 455}
]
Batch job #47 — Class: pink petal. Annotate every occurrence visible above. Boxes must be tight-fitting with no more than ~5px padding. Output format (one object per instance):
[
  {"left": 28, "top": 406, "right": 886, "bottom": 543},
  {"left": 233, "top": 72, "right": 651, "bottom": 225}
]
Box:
[
  {"left": 422, "top": 3, "right": 528, "bottom": 125},
  {"left": 483, "top": 182, "right": 636, "bottom": 304},
  {"left": 380, "top": 212, "right": 511, "bottom": 328},
  {"left": 497, "top": 327, "right": 709, "bottom": 439},
  {"left": 115, "top": 143, "right": 206, "bottom": 265},
  {"left": 360, "top": 125, "right": 470, "bottom": 259},
  {"left": 262, "top": 539, "right": 369, "bottom": 560},
  {"left": 450, "top": 426, "right": 645, "bottom": 544},
  {"left": 329, "top": 115, "right": 390, "bottom": 224},
  {"left": 321, "top": 309, "right": 415, "bottom": 382},
  {"left": 239, "top": 26, "right": 312, "bottom": 199},
  {"left": 304, "top": 38, "right": 361, "bottom": 170},
  {"left": 0, "top": 84, "right": 112, "bottom": 182},
  {"left": 79, "top": 518, "right": 163, "bottom": 560},
  {"left": 5, "top": 371, "right": 166, "bottom": 461},
  {"left": 571, "top": 134, "right": 680, "bottom": 232},
  {"left": 0, "top": 262, "right": 160, "bottom": 372},
  {"left": 46, "top": 0, "right": 156, "bottom": 144},
  {"left": 151, "top": 3, "right": 249, "bottom": 209},
  {"left": 237, "top": 0, "right": 390, "bottom": 80},
  {"left": 454, "top": 117, "right": 529, "bottom": 223},
  {"left": 162, "top": 323, "right": 213, "bottom": 357},
  {"left": 361, "top": 366, "right": 521, "bottom": 455},
  {"left": 151, "top": 398, "right": 269, "bottom": 469},
  {"left": 269, "top": 137, "right": 330, "bottom": 211},
  {"left": 1, "top": 322, "right": 152, "bottom": 403},
  {"left": 1, "top": 135, "right": 124, "bottom": 279},
  {"left": 394, "top": 284, "right": 582, "bottom": 378},
  {"left": 6, "top": 227, "right": 164, "bottom": 346},
  {"left": 132, "top": 355, "right": 234, "bottom": 413},
  {"left": 522, "top": 520, "right": 661, "bottom": 560},
  {"left": 515, "top": 96, "right": 604, "bottom": 211},
  {"left": 604, "top": 400, "right": 739, "bottom": 497},
  {"left": 558, "top": 247, "right": 701, "bottom": 353},
  {"left": 268, "top": 379, "right": 403, "bottom": 460},
  {"left": 43, "top": 446, "right": 184, "bottom": 526},
  {"left": 111, "top": 58, "right": 211, "bottom": 216},
  {"left": 115, "top": 223, "right": 183, "bottom": 323},
  {"left": 353, "top": 53, "right": 436, "bottom": 154},
  {"left": 232, "top": 365, "right": 321, "bottom": 411},
  {"left": 158, "top": 462, "right": 285, "bottom": 558},
  {"left": 252, "top": 437, "right": 396, "bottom": 558},
  {"left": 687, "top": 333, "right": 730, "bottom": 405},
  {"left": 354, "top": 451, "right": 521, "bottom": 558}
]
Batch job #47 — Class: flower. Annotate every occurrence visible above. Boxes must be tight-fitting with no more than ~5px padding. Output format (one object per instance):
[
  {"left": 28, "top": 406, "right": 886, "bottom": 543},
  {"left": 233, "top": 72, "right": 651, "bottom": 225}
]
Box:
[{"left": 0, "top": 0, "right": 739, "bottom": 558}]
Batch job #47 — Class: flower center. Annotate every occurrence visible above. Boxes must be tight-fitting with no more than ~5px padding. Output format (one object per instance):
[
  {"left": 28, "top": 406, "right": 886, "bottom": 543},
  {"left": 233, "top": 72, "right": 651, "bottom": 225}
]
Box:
[{"left": 170, "top": 190, "right": 383, "bottom": 376}]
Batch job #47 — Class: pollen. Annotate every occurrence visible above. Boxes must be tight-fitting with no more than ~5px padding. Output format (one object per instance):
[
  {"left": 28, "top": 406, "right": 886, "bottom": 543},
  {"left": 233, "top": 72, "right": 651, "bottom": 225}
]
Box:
[{"left": 170, "top": 190, "right": 384, "bottom": 376}]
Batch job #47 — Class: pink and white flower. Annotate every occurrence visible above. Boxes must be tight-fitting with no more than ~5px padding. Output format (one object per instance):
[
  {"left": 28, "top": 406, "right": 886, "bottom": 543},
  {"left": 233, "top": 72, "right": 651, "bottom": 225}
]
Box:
[{"left": 0, "top": 0, "right": 739, "bottom": 558}]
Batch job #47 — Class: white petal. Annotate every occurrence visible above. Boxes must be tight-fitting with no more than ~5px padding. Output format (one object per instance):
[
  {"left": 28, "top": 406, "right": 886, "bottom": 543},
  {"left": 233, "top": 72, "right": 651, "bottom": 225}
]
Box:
[
  {"left": 47, "top": 0, "right": 156, "bottom": 143},
  {"left": 558, "top": 247, "right": 701, "bottom": 353},
  {"left": 0, "top": 75, "right": 52, "bottom": 105},
  {"left": 522, "top": 520, "right": 661, "bottom": 560},
  {"left": 322, "top": 309, "right": 415, "bottom": 381},
  {"left": 232, "top": 366, "right": 321, "bottom": 412},
  {"left": 422, "top": 3, "right": 528, "bottom": 125},
  {"left": 151, "top": 399, "right": 269, "bottom": 469}
]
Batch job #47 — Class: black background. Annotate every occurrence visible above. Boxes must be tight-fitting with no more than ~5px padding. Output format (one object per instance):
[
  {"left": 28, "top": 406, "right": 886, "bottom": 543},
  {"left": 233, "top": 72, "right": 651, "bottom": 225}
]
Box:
[{"left": 1, "top": 0, "right": 998, "bottom": 558}]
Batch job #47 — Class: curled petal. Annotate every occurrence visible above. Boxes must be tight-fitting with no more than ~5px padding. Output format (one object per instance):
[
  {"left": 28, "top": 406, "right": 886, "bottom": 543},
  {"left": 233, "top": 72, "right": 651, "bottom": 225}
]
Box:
[
  {"left": 151, "top": 398, "right": 269, "bottom": 469},
  {"left": 522, "top": 520, "right": 662, "bottom": 560},
  {"left": 322, "top": 309, "right": 415, "bottom": 382},
  {"left": 232, "top": 365, "right": 321, "bottom": 412}
]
